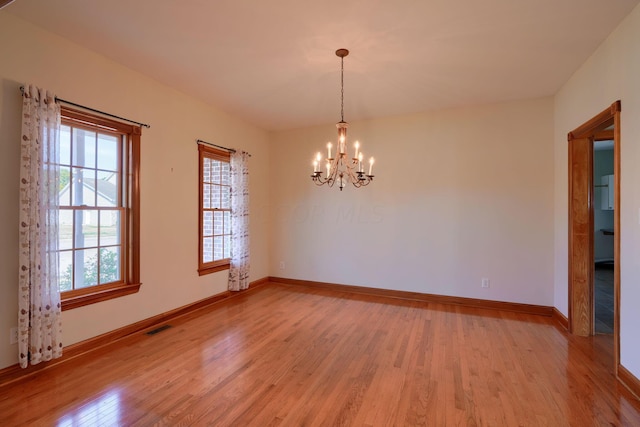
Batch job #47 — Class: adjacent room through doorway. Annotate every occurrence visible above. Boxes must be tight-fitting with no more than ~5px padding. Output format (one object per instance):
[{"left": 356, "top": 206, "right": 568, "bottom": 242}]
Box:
[{"left": 594, "top": 139, "right": 615, "bottom": 334}]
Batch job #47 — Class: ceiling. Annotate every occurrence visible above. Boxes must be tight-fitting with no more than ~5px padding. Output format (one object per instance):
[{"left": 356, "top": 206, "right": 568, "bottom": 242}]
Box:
[{"left": 3, "top": 0, "right": 639, "bottom": 131}]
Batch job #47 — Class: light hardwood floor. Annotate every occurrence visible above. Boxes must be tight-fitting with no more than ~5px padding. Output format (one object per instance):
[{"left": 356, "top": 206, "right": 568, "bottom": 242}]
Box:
[{"left": 1, "top": 283, "right": 639, "bottom": 426}]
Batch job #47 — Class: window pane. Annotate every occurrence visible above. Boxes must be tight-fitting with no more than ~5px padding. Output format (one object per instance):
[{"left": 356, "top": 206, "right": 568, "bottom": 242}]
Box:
[
  {"left": 75, "top": 210, "right": 99, "bottom": 249},
  {"left": 221, "top": 162, "right": 230, "bottom": 186},
  {"left": 59, "top": 250, "right": 73, "bottom": 292},
  {"left": 97, "top": 134, "right": 119, "bottom": 171},
  {"left": 59, "top": 212, "right": 73, "bottom": 250},
  {"left": 211, "top": 159, "right": 222, "bottom": 184},
  {"left": 214, "top": 211, "right": 223, "bottom": 235},
  {"left": 212, "top": 186, "right": 221, "bottom": 208},
  {"left": 75, "top": 248, "right": 98, "bottom": 289},
  {"left": 100, "top": 210, "right": 120, "bottom": 246},
  {"left": 221, "top": 186, "right": 230, "bottom": 209},
  {"left": 203, "top": 237, "right": 213, "bottom": 263},
  {"left": 72, "top": 168, "right": 96, "bottom": 206},
  {"left": 203, "top": 158, "right": 211, "bottom": 183},
  {"left": 96, "top": 171, "right": 118, "bottom": 207},
  {"left": 223, "top": 235, "right": 231, "bottom": 259},
  {"left": 72, "top": 128, "right": 96, "bottom": 168},
  {"left": 203, "top": 211, "right": 213, "bottom": 238},
  {"left": 213, "top": 236, "right": 223, "bottom": 261},
  {"left": 60, "top": 125, "right": 71, "bottom": 166},
  {"left": 99, "top": 247, "right": 121, "bottom": 284},
  {"left": 59, "top": 166, "right": 71, "bottom": 206},
  {"left": 223, "top": 211, "right": 231, "bottom": 235},
  {"left": 203, "top": 184, "right": 211, "bottom": 209},
  {"left": 43, "top": 141, "right": 56, "bottom": 165}
]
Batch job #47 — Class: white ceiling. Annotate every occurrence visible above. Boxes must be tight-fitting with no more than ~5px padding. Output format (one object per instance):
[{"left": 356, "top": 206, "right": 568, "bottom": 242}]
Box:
[{"left": 4, "top": 0, "right": 639, "bottom": 131}]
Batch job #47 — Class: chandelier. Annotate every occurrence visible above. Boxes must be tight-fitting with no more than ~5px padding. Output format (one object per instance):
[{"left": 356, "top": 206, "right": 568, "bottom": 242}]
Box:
[{"left": 311, "top": 49, "right": 375, "bottom": 191}]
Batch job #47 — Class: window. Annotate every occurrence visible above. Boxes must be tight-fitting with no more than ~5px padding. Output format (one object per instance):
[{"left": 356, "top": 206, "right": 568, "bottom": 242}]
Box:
[
  {"left": 56, "top": 107, "right": 141, "bottom": 309},
  {"left": 198, "top": 145, "right": 231, "bottom": 275}
]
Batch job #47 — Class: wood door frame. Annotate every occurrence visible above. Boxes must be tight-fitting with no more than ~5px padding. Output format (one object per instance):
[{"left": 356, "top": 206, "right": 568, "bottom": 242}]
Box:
[{"left": 568, "top": 100, "right": 621, "bottom": 372}]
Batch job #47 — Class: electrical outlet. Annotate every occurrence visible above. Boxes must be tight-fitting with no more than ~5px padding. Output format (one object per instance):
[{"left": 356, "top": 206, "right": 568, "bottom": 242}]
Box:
[
  {"left": 481, "top": 278, "right": 490, "bottom": 288},
  {"left": 279, "top": 261, "right": 285, "bottom": 270},
  {"left": 10, "top": 327, "right": 18, "bottom": 345}
]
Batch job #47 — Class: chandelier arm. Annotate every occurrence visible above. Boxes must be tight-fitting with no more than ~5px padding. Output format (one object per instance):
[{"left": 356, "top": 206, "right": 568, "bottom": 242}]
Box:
[
  {"left": 329, "top": 156, "right": 338, "bottom": 179},
  {"left": 344, "top": 162, "right": 359, "bottom": 182},
  {"left": 345, "top": 162, "right": 371, "bottom": 188}
]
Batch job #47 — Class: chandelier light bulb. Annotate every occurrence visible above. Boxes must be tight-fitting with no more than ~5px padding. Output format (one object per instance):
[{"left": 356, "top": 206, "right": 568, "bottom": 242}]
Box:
[{"left": 327, "top": 142, "right": 332, "bottom": 158}]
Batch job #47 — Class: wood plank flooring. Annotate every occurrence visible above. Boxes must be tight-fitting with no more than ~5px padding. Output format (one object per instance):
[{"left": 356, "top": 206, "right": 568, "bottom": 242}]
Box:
[
  {"left": 1, "top": 283, "right": 639, "bottom": 426},
  {"left": 595, "top": 263, "right": 614, "bottom": 334}
]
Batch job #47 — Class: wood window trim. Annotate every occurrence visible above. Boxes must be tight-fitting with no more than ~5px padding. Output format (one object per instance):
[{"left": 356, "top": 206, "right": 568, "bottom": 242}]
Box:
[
  {"left": 62, "top": 283, "right": 141, "bottom": 311},
  {"left": 198, "top": 145, "right": 231, "bottom": 275},
  {"left": 198, "top": 262, "right": 231, "bottom": 276},
  {"left": 59, "top": 106, "right": 142, "bottom": 310}
]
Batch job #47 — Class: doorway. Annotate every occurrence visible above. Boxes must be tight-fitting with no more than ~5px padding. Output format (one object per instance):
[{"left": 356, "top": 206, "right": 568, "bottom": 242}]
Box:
[
  {"left": 567, "top": 101, "right": 620, "bottom": 368},
  {"left": 593, "top": 137, "right": 614, "bottom": 334}
]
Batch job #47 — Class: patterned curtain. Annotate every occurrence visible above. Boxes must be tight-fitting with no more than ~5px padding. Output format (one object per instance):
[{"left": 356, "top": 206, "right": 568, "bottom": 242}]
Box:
[
  {"left": 18, "top": 84, "right": 63, "bottom": 368},
  {"left": 228, "top": 151, "right": 250, "bottom": 291}
]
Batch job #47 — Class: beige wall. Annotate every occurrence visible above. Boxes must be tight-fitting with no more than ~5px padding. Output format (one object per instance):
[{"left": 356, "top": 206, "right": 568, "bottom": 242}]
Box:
[
  {"left": 269, "top": 98, "right": 555, "bottom": 305},
  {"left": 0, "top": 12, "right": 270, "bottom": 370},
  {"left": 554, "top": 3, "right": 640, "bottom": 378}
]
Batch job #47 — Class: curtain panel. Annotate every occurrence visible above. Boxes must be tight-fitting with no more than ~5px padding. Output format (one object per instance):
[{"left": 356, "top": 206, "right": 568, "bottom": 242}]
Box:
[
  {"left": 18, "top": 84, "right": 63, "bottom": 368},
  {"left": 228, "top": 151, "right": 250, "bottom": 291}
]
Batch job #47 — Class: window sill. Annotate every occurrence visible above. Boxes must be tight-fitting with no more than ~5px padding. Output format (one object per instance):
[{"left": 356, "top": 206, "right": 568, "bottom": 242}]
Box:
[
  {"left": 61, "top": 283, "right": 141, "bottom": 311},
  {"left": 198, "top": 262, "right": 230, "bottom": 276}
]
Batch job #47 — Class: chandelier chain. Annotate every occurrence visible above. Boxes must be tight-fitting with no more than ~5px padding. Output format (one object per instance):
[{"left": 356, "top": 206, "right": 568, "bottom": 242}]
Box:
[{"left": 340, "top": 56, "right": 344, "bottom": 122}]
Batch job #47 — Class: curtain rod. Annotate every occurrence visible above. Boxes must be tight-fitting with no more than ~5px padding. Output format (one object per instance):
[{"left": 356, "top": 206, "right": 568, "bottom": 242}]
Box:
[
  {"left": 19, "top": 86, "right": 150, "bottom": 129},
  {"left": 197, "top": 139, "right": 252, "bottom": 157}
]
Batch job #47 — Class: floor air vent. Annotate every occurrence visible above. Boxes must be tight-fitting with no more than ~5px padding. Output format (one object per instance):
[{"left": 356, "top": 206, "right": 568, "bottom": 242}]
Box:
[{"left": 146, "top": 325, "right": 172, "bottom": 335}]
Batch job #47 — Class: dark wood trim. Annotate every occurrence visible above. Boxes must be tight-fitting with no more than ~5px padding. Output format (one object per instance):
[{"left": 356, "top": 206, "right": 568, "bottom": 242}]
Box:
[
  {"left": 61, "top": 106, "right": 139, "bottom": 134},
  {"left": 131, "top": 128, "right": 141, "bottom": 286},
  {"left": 568, "top": 101, "right": 620, "bottom": 140},
  {"left": 593, "top": 129, "right": 614, "bottom": 141},
  {"left": 567, "top": 137, "right": 575, "bottom": 333},
  {"left": 0, "top": 277, "right": 268, "bottom": 389},
  {"left": 249, "top": 276, "right": 270, "bottom": 288},
  {"left": 618, "top": 364, "right": 640, "bottom": 400},
  {"left": 62, "top": 283, "right": 141, "bottom": 311},
  {"left": 552, "top": 307, "right": 569, "bottom": 330},
  {"left": 269, "top": 277, "right": 553, "bottom": 317},
  {"left": 567, "top": 136, "right": 594, "bottom": 336},
  {"left": 613, "top": 105, "right": 621, "bottom": 373},
  {"left": 198, "top": 262, "right": 230, "bottom": 276},
  {"left": 198, "top": 143, "right": 231, "bottom": 161}
]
